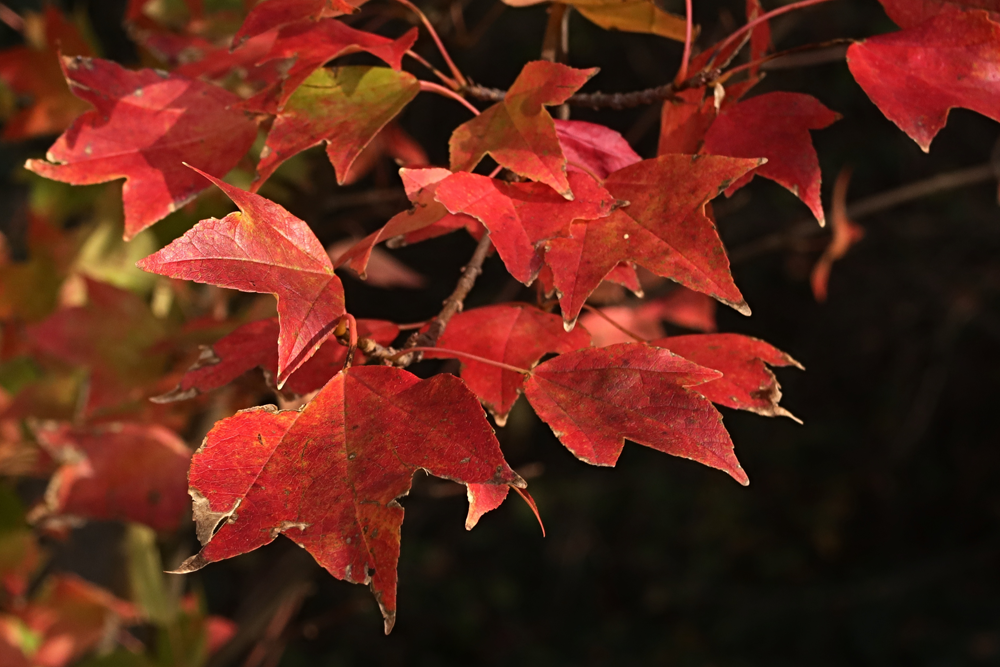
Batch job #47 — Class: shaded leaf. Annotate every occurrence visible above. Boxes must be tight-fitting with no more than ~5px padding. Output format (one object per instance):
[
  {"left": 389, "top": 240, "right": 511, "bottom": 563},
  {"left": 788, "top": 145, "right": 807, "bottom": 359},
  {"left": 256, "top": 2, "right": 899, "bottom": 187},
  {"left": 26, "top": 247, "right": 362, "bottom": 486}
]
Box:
[
  {"left": 25, "top": 57, "right": 258, "bottom": 240},
  {"left": 234, "top": 0, "right": 366, "bottom": 47},
  {"left": 449, "top": 61, "right": 597, "bottom": 197},
  {"left": 503, "top": 0, "right": 687, "bottom": 40},
  {"left": 555, "top": 119, "right": 642, "bottom": 179},
  {"left": 175, "top": 367, "right": 524, "bottom": 632},
  {"left": 524, "top": 343, "right": 748, "bottom": 484},
  {"left": 137, "top": 170, "right": 345, "bottom": 387}
]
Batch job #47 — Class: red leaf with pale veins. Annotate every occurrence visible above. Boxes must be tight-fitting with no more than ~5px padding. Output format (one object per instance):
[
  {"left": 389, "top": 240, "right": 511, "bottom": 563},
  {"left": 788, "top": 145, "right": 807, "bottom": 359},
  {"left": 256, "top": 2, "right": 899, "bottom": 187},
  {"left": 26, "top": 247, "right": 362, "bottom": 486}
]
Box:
[
  {"left": 434, "top": 171, "right": 617, "bottom": 284},
  {"left": 449, "top": 61, "right": 597, "bottom": 197},
  {"left": 543, "top": 154, "right": 761, "bottom": 326},
  {"left": 240, "top": 20, "right": 417, "bottom": 114},
  {"left": 333, "top": 168, "right": 481, "bottom": 277},
  {"left": 136, "top": 170, "right": 345, "bottom": 387},
  {"left": 255, "top": 66, "right": 420, "bottom": 189},
  {"left": 0, "top": 6, "right": 91, "bottom": 140},
  {"left": 652, "top": 334, "right": 803, "bottom": 421},
  {"left": 25, "top": 57, "right": 258, "bottom": 241},
  {"left": 524, "top": 343, "right": 748, "bottom": 484},
  {"left": 424, "top": 304, "right": 591, "bottom": 424},
  {"left": 31, "top": 422, "right": 192, "bottom": 531},
  {"left": 878, "top": 0, "right": 1000, "bottom": 27},
  {"left": 702, "top": 92, "right": 839, "bottom": 226},
  {"left": 155, "top": 317, "right": 399, "bottom": 402},
  {"left": 847, "top": 8, "right": 1000, "bottom": 152},
  {"left": 554, "top": 119, "right": 641, "bottom": 179},
  {"left": 176, "top": 367, "right": 524, "bottom": 633},
  {"left": 234, "top": 0, "right": 366, "bottom": 47}
]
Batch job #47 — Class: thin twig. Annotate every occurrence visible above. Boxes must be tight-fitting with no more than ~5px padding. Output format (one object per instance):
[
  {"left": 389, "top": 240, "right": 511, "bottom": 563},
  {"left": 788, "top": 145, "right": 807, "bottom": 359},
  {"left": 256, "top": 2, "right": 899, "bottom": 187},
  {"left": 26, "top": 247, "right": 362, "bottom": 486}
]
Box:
[
  {"left": 675, "top": 0, "right": 694, "bottom": 84},
  {"left": 0, "top": 3, "right": 23, "bottom": 32},
  {"left": 395, "top": 0, "right": 468, "bottom": 88},
  {"left": 391, "top": 346, "right": 531, "bottom": 374},
  {"left": 405, "top": 49, "right": 458, "bottom": 89},
  {"left": 708, "top": 0, "right": 837, "bottom": 68},
  {"left": 420, "top": 80, "right": 480, "bottom": 115},
  {"left": 729, "top": 163, "right": 998, "bottom": 263}
]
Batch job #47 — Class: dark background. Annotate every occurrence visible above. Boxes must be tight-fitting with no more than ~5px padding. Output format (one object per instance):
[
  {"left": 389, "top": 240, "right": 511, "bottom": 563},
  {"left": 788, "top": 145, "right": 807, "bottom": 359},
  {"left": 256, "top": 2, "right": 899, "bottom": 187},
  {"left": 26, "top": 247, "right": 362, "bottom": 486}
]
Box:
[{"left": 4, "top": 0, "right": 1000, "bottom": 664}]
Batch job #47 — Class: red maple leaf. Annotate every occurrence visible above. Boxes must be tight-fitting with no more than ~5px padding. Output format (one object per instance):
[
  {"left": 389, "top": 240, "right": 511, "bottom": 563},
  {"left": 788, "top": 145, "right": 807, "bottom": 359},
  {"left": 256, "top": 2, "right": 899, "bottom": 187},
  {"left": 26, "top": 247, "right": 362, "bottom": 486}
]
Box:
[
  {"left": 877, "top": 0, "right": 1000, "bottom": 27},
  {"left": 233, "top": 0, "right": 366, "bottom": 47},
  {"left": 25, "top": 57, "right": 259, "bottom": 240},
  {"left": 423, "top": 304, "right": 591, "bottom": 424},
  {"left": 434, "top": 171, "right": 617, "bottom": 284},
  {"left": 30, "top": 422, "right": 192, "bottom": 532},
  {"left": 173, "top": 367, "right": 524, "bottom": 632},
  {"left": 255, "top": 66, "right": 420, "bottom": 189},
  {"left": 154, "top": 316, "right": 399, "bottom": 401},
  {"left": 702, "top": 92, "right": 839, "bottom": 226},
  {"left": 847, "top": 7, "right": 1000, "bottom": 152},
  {"left": 137, "top": 169, "right": 346, "bottom": 387},
  {"left": 652, "top": 334, "right": 803, "bottom": 420},
  {"left": 449, "top": 61, "right": 597, "bottom": 197},
  {"left": 542, "top": 154, "right": 761, "bottom": 326},
  {"left": 523, "top": 343, "right": 748, "bottom": 484},
  {"left": 554, "top": 119, "right": 642, "bottom": 179}
]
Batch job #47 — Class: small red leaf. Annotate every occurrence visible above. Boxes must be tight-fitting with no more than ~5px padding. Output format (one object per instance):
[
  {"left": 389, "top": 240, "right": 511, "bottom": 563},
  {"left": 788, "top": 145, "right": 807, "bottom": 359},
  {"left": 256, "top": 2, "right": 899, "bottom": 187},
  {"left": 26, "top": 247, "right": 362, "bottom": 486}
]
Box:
[
  {"left": 136, "top": 170, "right": 345, "bottom": 386},
  {"left": 524, "top": 343, "right": 748, "bottom": 484},
  {"left": 434, "top": 171, "right": 616, "bottom": 284},
  {"left": 703, "top": 92, "right": 839, "bottom": 226},
  {"left": 652, "top": 333, "right": 803, "bottom": 420},
  {"left": 554, "top": 119, "right": 642, "bottom": 179},
  {"left": 233, "top": 0, "right": 365, "bottom": 47},
  {"left": 25, "top": 57, "right": 258, "bottom": 240},
  {"left": 877, "top": 0, "right": 1000, "bottom": 27},
  {"left": 449, "top": 61, "right": 597, "bottom": 197},
  {"left": 32, "top": 422, "right": 191, "bottom": 531},
  {"left": 424, "top": 304, "right": 591, "bottom": 424},
  {"left": 177, "top": 367, "right": 523, "bottom": 633},
  {"left": 847, "top": 8, "right": 1000, "bottom": 152}
]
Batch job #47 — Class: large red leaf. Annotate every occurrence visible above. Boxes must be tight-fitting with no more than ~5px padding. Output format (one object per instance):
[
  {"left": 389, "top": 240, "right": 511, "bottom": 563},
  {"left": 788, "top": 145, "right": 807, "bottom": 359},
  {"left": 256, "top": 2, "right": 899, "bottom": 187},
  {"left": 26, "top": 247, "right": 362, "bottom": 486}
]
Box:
[
  {"left": 155, "top": 316, "right": 399, "bottom": 401},
  {"left": 175, "top": 366, "right": 523, "bottom": 632},
  {"left": 554, "top": 119, "right": 642, "bottom": 179},
  {"left": 878, "top": 0, "right": 1000, "bottom": 27},
  {"left": 333, "top": 168, "right": 482, "bottom": 277},
  {"left": 652, "top": 334, "right": 803, "bottom": 420},
  {"left": 702, "top": 92, "right": 839, "bottom": 226},
  {"left": 25, "top": 57, "right": 258, "bottom": 241},
  {"left": 847, "top": 8, "right": 1000, "bottom": 152},
  {"left": 240, "top": 20, "right": 417, "bottom": 113},
  {"left": 523, "top": 343, "right": 748, "bottom": 484},
  {"left": 434, "top": 171, "right": 616, "bottom": 284},
  {"left": 542, "top": 154, "right": 761, "bottom": 326},
  {"left": 255, "top": 66, "right": 419, "bottom": 189},
  {"left": 449, "top": 61, "right": 597, "bottom": 197},
  {"left": 31, "top": 422, "right": 191, "bottom": 531},
  {"left": 233, "top": 0, "right": 365, "bottom": 46},
  {"left": 424, "top": 304, "right": 591, "bottom": 424},
  {"left": 137, "top": 170, "right": 345, "bottom": 386},
  {"left": 0, "top": 7, "right": 91, "bottom": 140}
]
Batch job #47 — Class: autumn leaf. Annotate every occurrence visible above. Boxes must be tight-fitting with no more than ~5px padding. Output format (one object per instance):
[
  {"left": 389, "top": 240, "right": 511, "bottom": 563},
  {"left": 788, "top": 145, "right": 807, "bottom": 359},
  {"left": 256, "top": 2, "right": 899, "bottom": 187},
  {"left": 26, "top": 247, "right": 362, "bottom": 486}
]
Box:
[
  {"left": 434, "top": 171, "right": 617, "bottom": 284},
  {"left": 523, "top": 343, "right": 748, "bottom": 484},
  {"left": 543, "top": 154, "right": 761, "bottom": 326},
  {"left": 0, "top": 7, "right": 91, "bottom": 140},
  {"left": 579, "top": 288, "right": 718, "bottom": 347},
  {"left": 877, "top": 0, "right": 1000, "bottom": 27},
  {"left": 423, "top": 304, "right": 591, "bottom": 424},
  {"left": 255, "top": 66, "right": 420, "bottom": 189},
  {"left": 702, "top": 92, "right": 839, "bottom": 226},
  {"left": 240, "top": 19, "right": 417, "bottom": 114},
  {"left": 137, "top": 169, "right": 345, "bottom": 387},
  {"left": 659, "top": 88, "right": 717, "bottom": 155},
  {"left": 847, "top": 8, "right": 1000, "bottom": 152},
  {"left": 449, "top": 61, "right": 597, "bottom": 197},
  {"left": 811, "top": 168, "right": 864, "bottom": 301},
  {"left": 555, "top": 119, "right": 642, "bottom": 180},
  {"left": 233, "top": 0, "right": 366, "bottom": 47},
  {"left": 652, "top": 334, "right": 803, "bottom": 421},
  {"left": 327, "top": 239, "right": 426, "bottom": 289},
  {"left": 25, "top": 57, "right": 258, "bottom": 240},
  {"left": 174, "top": 366, "right": 524, "bottom": 632},
  {"left": 333, "top": 167, "right": 481, "bottom": 277},
  {"left": 154, "top": 316, "right": 399, "bottom": 401},
  {"left": 30, "top": 422, "right": 192, "bottom": 532},
  {"left": 502, "top": 0, "right": 687, "bottom": 40},
  {"left": 340, "top": 121, "right": 429, "bottom": 185},
  {"left": 0, "top": 215, "right": 78, "bottom": 323}
]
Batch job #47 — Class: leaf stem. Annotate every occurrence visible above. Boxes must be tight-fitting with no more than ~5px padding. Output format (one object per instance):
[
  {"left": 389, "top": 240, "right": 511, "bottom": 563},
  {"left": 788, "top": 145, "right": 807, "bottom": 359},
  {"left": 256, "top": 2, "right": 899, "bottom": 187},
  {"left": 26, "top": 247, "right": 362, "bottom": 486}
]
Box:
[
  {"left": 708, "top": 0, "right": 836, "bottom": 68},
  {"left": 0, "top": 3, "right": 23, "bottom": 32},
  {"left": 393, "top": 347, "right": 531, "bottom": 375},
  {"left": 395, "top": 0, "right": 468, "bottom": 89},
  {"left": 674, "top": 0, "right": 694, "bottom": 85},
  {"left": 419, "top": 80, "right": 480, "bottom": 115},
  {"left": 405, "top": 49, "right": 459, "bottom": 89},
  {"left": 512, "top": 486, "right": 545, "bottom": 536}
]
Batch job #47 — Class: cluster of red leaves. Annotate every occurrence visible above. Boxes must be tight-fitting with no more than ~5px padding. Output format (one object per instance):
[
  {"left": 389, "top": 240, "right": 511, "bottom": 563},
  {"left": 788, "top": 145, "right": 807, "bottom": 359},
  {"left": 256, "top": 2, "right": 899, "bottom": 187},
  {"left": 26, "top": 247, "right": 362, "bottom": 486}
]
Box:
[{"left": 0, "top": 0, "right": 994, "bottom": 643}]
